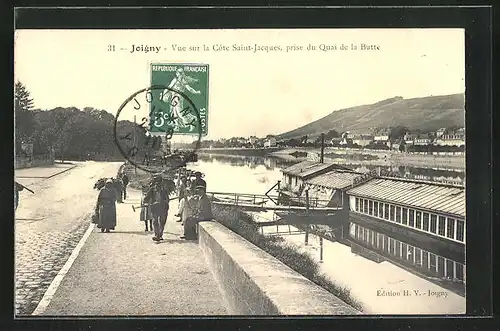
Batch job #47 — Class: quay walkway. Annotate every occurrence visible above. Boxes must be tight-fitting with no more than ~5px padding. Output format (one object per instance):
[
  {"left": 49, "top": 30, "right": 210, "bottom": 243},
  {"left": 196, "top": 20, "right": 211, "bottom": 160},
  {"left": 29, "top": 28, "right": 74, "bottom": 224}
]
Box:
[{"left": 32, "top": 189, "right": 229, "bottom": 316}]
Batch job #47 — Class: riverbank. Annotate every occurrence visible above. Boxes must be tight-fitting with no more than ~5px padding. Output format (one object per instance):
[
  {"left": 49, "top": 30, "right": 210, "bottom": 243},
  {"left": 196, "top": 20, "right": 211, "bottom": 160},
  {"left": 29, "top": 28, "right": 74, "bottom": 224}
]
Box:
[
  {"left": 273, "top": 148, "right": 465, "bottom": 170},
  {"left": 199, "top": 147, "right": 465, "bottom": 170},
  {"left": 198, "top": 147, "right": 281, "bottom": 157}
]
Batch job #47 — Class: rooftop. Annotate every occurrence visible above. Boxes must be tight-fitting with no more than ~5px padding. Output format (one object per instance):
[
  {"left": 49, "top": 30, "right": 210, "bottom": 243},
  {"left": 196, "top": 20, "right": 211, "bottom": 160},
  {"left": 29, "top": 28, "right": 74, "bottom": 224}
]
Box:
[
  {"left": 346, "top": 177, "right": 465, "bottom": 218},
  {"left": 281, "top": 161, "right": 338, "bottom": 179},
  {"left": 306, "top": 169, "right": 364, "bottom": 190}
]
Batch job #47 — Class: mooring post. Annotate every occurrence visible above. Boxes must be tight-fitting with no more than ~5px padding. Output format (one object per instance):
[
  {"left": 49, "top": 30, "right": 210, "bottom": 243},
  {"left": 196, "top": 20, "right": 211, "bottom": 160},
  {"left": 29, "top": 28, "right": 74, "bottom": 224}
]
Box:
[
  {"left": 320, "top": 133, "right": 325, "bottom": 163},
  {"left": 305, "top": 189, "right": 310, "bottom": 213},
  {"left": 319, "top": 237, "right": 324, "bottom": 263},
  {"left": 304, "top": 188, "right": 310, "bottom": 245},
  {"left": 305, "top": 222, "right": 309, "bottom": 246}
]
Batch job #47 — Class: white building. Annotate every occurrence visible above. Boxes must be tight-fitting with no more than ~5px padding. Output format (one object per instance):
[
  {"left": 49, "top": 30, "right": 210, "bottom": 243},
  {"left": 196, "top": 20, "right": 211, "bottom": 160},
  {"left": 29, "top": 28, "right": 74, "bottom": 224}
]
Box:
[
  {"left": 374, "top": 130, "right": 390, "bottom": 142},
  {"left": 264, "top": 137, "right": 277, "bottom": 148},
  {"left": 353, "top": 134, "right": 374, "bottom": 147},
  {"left": 436, "top": 128, "right": 447, "bottom": 138},
  {"left": 404, "top": 133, "right": 417, "bottom": 146},
  {"left": 414, "top": 134, "right": 433, "bottom": 146}
]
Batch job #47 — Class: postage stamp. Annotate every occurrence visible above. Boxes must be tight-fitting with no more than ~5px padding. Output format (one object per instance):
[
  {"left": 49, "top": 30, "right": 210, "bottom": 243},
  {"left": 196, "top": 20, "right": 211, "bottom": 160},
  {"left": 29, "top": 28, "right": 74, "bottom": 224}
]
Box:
[
  {"left": 149, "top": 63, "right": 209, "bottom": 136},
  {"left": 113, "top": 85, "right": 202, "bottom": 173}
]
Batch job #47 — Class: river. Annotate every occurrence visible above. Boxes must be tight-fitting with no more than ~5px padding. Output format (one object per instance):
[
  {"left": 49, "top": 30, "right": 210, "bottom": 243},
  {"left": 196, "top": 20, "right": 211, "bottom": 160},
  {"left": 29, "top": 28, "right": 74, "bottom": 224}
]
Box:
[{"left": 187, "top": 153, "right": 466, "bottom": 315}]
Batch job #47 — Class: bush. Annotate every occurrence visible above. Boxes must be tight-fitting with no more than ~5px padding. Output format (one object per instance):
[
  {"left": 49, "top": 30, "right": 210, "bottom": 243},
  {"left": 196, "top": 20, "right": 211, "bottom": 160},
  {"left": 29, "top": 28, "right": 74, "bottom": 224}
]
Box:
[{"left": 212, "top": 204, "right": 363, "bottom": 312}]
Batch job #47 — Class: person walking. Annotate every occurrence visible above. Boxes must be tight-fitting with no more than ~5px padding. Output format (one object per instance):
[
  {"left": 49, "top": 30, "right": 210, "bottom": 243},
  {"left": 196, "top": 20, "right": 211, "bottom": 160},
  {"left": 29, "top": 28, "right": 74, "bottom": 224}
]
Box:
[
  {"left": 95, "top": 179, "right": 117, "bottom": 233},
  {"left": 145, "top": 174, "right": 169, "bottom": 242},
  {"left": 140, "top": 185, "right": 154, "bottom": 231},
  {"left": 14, "top": 181, "right": 24, "bottom": 211},
  {"left": 121, "top": 172, "right": 129, "bottom": 200},
  {"left": 175, "top": 175, "right": 187, "bottom": 222},
  {"left": 180, "top": 185, "right": 213, "bottom": 240},
  {"left": 112, "top": 177, "right": 124, "bottom": 203}
]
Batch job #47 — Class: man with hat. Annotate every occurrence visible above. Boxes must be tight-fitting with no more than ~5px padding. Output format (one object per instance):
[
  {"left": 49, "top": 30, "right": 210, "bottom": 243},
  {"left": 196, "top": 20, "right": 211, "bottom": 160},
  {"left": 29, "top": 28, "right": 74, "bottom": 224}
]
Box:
[
  {"left": 145, "top": 173, "right": 170, "bottom": 242},
  {"left": 190, "top": 171, "right": 206, "bottom": 192},
  {"left": 180, "top": 185, "right": 213, "bottom": 240}
]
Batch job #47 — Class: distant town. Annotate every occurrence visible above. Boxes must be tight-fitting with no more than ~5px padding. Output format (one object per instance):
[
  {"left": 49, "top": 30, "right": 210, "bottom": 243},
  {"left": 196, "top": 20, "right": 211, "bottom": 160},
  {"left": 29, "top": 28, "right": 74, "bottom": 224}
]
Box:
[{"left": 194, "top": 126, "right": 466, "bottom": 153}]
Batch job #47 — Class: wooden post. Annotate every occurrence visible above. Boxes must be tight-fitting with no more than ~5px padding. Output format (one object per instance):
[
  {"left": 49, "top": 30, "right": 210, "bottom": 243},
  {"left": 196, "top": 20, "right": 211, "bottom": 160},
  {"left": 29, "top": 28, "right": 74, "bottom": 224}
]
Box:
[
  {"left": 305, "top": 189, "right": 310, "bottom": 213},
  {"left": 320, "top": 133, "right": 325, "bottom": 163},
  {"left": 305, "top": 188, "right": 310, "bottom": 246},
  {"left": 319, "top": 237, "right": 324, "bottom": 262},
  {"left": 133, "top": 115, "right": 138, "bottom": 175},
  {"left": 305, "top": 222, "right": 309, "bottom": 246}
]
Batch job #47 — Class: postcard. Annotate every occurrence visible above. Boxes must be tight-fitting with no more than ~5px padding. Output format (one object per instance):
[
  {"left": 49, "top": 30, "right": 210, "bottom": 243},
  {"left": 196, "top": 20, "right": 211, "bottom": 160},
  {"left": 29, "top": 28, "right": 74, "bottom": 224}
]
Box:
[{"left": 14, "top": 28, "right": 465, "bottom": 316}]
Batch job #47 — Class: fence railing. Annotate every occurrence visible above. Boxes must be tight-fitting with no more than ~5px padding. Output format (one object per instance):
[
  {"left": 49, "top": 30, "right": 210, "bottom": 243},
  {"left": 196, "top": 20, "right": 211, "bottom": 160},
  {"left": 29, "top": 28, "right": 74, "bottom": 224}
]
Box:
[{"left": 207, "top": 191, "right": 333, "bottom": 211}]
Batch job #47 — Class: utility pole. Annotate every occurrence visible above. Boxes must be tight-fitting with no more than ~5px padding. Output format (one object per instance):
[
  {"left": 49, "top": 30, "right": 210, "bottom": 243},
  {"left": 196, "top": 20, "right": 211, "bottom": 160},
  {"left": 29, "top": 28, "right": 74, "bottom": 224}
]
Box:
[
  {"left": 320, "top": 133, "right": 325, "bottom": 163},
  {"left": 305, "top": 188, "right": 309, "bottom": 246},
  {"left": 133, "top": 115, "right": 137, "bottom": 175}
]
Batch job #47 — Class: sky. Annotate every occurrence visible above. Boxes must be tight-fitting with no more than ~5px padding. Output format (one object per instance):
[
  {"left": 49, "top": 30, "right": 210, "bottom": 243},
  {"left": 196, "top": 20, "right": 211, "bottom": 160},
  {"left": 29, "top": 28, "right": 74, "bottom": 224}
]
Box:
[{"left": 14, "top": 29, "right": 465, "bottom": 140}]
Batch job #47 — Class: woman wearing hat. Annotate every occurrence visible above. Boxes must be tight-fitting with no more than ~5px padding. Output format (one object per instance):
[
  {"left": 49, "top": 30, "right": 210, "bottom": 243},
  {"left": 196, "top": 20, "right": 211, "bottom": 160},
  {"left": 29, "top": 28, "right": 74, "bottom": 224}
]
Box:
[
  {"left": 189, "top": 171, "right": 206, "bottom": 192},
  {"left": 94, "top": 179, "right": 117, "bottom": 233}
]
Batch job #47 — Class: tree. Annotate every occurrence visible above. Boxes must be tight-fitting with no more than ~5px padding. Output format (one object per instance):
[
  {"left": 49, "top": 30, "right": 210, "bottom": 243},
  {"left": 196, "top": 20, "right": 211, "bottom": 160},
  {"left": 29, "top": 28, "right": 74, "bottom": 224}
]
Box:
[
  {"left": 399, "top": 140, "right": 406, "bottom": 152},
  {"left": 14, "top": 81, "right": 35, "bottom": 148},
  {"left": 389, "top": 125, "right": 409, "bottom": 141},
  {"left": 325, "top": 129, "right": 340, "bottom": 140},
  {"left": 15, "top": 81, "right": 34, "bottom": 112}
]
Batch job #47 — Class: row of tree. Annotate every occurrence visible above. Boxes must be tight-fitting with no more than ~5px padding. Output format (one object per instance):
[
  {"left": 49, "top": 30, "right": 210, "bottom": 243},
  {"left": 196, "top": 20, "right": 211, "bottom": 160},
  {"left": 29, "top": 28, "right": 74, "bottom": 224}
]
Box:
[{"left": 15, "top": 82, "right": 162, "bottom": 162}]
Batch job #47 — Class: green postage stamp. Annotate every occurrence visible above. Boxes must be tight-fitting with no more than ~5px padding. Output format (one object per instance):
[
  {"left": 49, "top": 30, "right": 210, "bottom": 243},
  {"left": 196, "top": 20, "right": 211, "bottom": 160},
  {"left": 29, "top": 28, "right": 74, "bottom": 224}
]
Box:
[{"left": 149, "top": 63, "right": 209, "bottom": 136}]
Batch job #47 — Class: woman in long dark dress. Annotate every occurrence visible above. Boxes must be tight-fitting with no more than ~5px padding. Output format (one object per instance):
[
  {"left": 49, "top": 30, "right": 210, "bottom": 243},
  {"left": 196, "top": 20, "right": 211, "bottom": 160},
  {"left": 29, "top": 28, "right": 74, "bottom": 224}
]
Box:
[{"left": 95, "top": 179, "right": 117, "bottom": 233}]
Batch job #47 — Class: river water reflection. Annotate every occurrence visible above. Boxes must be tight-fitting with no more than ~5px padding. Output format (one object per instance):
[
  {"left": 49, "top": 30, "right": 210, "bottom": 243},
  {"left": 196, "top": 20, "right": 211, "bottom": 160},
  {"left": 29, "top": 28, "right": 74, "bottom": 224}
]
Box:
[
  {"left": 197, "top": 153, "right": 465, "bottom": 185},
  {"left": 190, "top": 153, "right": 466, "bottom": 314}
]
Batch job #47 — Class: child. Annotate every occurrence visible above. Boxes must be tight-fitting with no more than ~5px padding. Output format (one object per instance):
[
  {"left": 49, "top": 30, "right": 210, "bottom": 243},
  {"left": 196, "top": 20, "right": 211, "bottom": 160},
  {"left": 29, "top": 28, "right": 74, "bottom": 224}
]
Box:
[{"left": 139, "top": 185, "right": 153, "bottom": 231}]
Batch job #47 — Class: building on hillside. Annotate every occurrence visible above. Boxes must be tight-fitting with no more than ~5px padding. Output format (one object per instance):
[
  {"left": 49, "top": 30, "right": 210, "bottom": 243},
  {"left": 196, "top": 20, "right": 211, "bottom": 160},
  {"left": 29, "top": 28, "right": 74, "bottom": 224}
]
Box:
[
  {"left": 414, "top": 133, "right": 433, "bottom": 146},
  {"left": 403, "top": 132, "right": 418, "bottom": 146},
  {"left": 352, "top": 134, "right": 374, "bottom": 147},
  {"left": 248, "top": 136, "right": 258, "bottom": 145},
  {"left": 434, "top": 128, "right": 465, "bottom": 146},
  {"left": 374, "top": 130, "right": 390, "bottom": 143},
  {"left": 345, "top": 177, "right": 465, "bottom": 279},
  {"left": 436, "top": 128, "right": 447, "bottom": 138},
  {"left": 264, "top": 137, "right": 277, "bottom": 148}
]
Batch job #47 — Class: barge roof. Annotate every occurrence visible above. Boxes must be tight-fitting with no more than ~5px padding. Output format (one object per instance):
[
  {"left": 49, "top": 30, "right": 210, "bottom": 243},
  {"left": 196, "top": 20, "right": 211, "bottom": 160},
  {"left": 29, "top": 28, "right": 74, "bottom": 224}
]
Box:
[
  {"left": 281, "top": 161, "right": 336, "bottom": 179},
  {"left": 305, "top": 169, "right": 363, "bottom": 190},
  {"left": 346, "top": 177, "right": 465, "bottom": 218},
  {"left": 281, "top": 161, "right": 352, "bottom": 179}
]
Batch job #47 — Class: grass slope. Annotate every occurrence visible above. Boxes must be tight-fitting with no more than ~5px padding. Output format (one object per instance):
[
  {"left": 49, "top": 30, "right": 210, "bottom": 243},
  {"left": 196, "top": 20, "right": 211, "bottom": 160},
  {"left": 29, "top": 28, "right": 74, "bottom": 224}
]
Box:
[{"left": 278, "top": 94, "right": 465, "bottom": 140}]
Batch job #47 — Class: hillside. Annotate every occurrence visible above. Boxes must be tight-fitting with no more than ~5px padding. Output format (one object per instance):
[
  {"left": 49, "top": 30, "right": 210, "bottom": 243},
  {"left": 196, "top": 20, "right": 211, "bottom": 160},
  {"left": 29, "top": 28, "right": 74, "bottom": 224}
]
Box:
[{"left": 278, "top": 94, "right": 465, "bottom": 140}]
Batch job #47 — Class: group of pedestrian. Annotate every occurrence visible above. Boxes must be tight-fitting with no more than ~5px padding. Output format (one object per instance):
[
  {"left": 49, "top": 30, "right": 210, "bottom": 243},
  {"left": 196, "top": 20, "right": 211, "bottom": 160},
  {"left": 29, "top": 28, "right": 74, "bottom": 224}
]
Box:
[
  {"left": 93, "top": 171, "right": 129, "bottom": 233},
  {"left": 175, "top": 171, "right": 212, "bottom": 240},
  {"left": 92, "top": 166, "right": 212, "bottom": 242}
]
